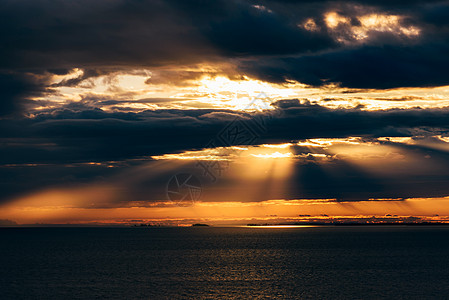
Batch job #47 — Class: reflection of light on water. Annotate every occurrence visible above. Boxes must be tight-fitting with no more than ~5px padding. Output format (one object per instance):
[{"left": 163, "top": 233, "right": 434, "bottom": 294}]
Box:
[{"left": 242, "top": 225, "right": 319, "bottom": 228}]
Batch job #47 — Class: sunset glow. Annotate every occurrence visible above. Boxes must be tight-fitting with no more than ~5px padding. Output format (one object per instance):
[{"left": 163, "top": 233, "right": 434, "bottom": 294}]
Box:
[{"left": 3, "top": 137, "right": 449, "bottom": 225}]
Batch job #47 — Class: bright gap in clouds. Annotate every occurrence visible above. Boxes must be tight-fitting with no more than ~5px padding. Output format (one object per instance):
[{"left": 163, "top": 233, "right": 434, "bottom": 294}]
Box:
[
  {"left": 320, "top": 11, "right": 420, "bottom": 43},
  {"left": 35, "top": 67, "right": 449, "bottom": 114},
  {"left": 44, "top": 68, "right": 305, "bottom": 112}
]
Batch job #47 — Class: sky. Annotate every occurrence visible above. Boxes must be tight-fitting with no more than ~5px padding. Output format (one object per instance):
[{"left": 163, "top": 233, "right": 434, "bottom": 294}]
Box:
[{"left": 2, "top": 0, "right": 449, "bottom": 225}]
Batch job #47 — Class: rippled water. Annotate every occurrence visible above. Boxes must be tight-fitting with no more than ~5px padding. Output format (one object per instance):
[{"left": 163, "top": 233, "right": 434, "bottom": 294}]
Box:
[{"left": 1, "top": 226, "right": 449, "bottom": 299}]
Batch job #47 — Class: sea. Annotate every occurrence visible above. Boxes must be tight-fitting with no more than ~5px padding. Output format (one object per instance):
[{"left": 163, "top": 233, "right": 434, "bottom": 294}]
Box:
[{"left": 1, "top": 226, "right": 449, "bottom": 299}]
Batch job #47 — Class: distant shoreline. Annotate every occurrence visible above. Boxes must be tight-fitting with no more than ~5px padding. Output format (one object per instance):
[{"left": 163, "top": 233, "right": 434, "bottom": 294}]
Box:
[{"left": 246, "top": 222, "right": 449, "bottom": 227}]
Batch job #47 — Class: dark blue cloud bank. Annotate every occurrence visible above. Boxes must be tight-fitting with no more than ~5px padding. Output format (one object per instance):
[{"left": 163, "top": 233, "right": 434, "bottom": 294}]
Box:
[
  {"left": 2, "top": 0, "right": 449, "bottom": 107},
  {"left": 3, "top": 100, "right": 449, "bottom": 165}
]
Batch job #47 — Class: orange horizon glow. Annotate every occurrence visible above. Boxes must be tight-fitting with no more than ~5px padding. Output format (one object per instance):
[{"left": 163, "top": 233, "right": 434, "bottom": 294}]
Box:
[
  {"left": 2, "top": 196, "right": 449, "bottom": 225},
  {"left": 3, "top": 138, "right": 449, "bottom": 225}
]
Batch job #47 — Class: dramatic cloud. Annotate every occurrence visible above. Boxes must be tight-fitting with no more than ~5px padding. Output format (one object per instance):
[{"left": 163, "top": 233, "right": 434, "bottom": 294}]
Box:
[
  {"left": 239, "top": 43, "right": 449, "bottom": 89},
  {"left": 4, "top": 101, "right": 449, "bottom": 165},
  {"left": 0, "top": 72, "right": 51, "bottom": 116},
  {"left": 1, "top": 0, "right": 448, "bottom": 96},
  {"left": 2, "top": 101, "right": 449, "bottom": 203}
]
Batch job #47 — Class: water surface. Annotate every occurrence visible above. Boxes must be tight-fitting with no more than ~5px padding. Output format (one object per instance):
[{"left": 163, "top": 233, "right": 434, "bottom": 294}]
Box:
[{"left": 1, "top": 226, "right": 449, "bottom": 299}]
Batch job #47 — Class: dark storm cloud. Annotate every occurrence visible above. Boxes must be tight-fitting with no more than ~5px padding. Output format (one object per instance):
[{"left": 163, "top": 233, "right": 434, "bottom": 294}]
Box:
[
  {"left": 239, "top": 43, "right": 449, "bottom": 89},
  {"left": 5, "top": 107, "right": 449, "bottom": 204},
  {"left": 235, "top": 0, "right": 449, "bottom": 88},
  {"left": 197, "top": 1, "right": 336, "bottom": 56},
  {"left": 3, "top": 101, "right": 449, "bottom": 203},
  {"left": 0, "top": 72, "right": 51, "bottom": 116},
  {"left": 0, "top": 0, "right": 337, "bottom": 115},
  {"left": 2, "top": 0, "right": 447, "bottom": 94},
  {"left": 0, "top": 0, "right": 335, "bottom": 70},
  {"left": 0, "top": 0, "right": 212, "bottom": 69},
  {"left": 51, "top": 69, "right": 113, "bottom": 87},
  {"left": 3, "top": 101, "right": 449, "bottom": 165}
]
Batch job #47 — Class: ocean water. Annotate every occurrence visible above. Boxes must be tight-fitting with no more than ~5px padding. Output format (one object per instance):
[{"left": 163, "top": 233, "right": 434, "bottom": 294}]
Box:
[{"left": 1, "top": 227, "right": 449, "bottom": 299}]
